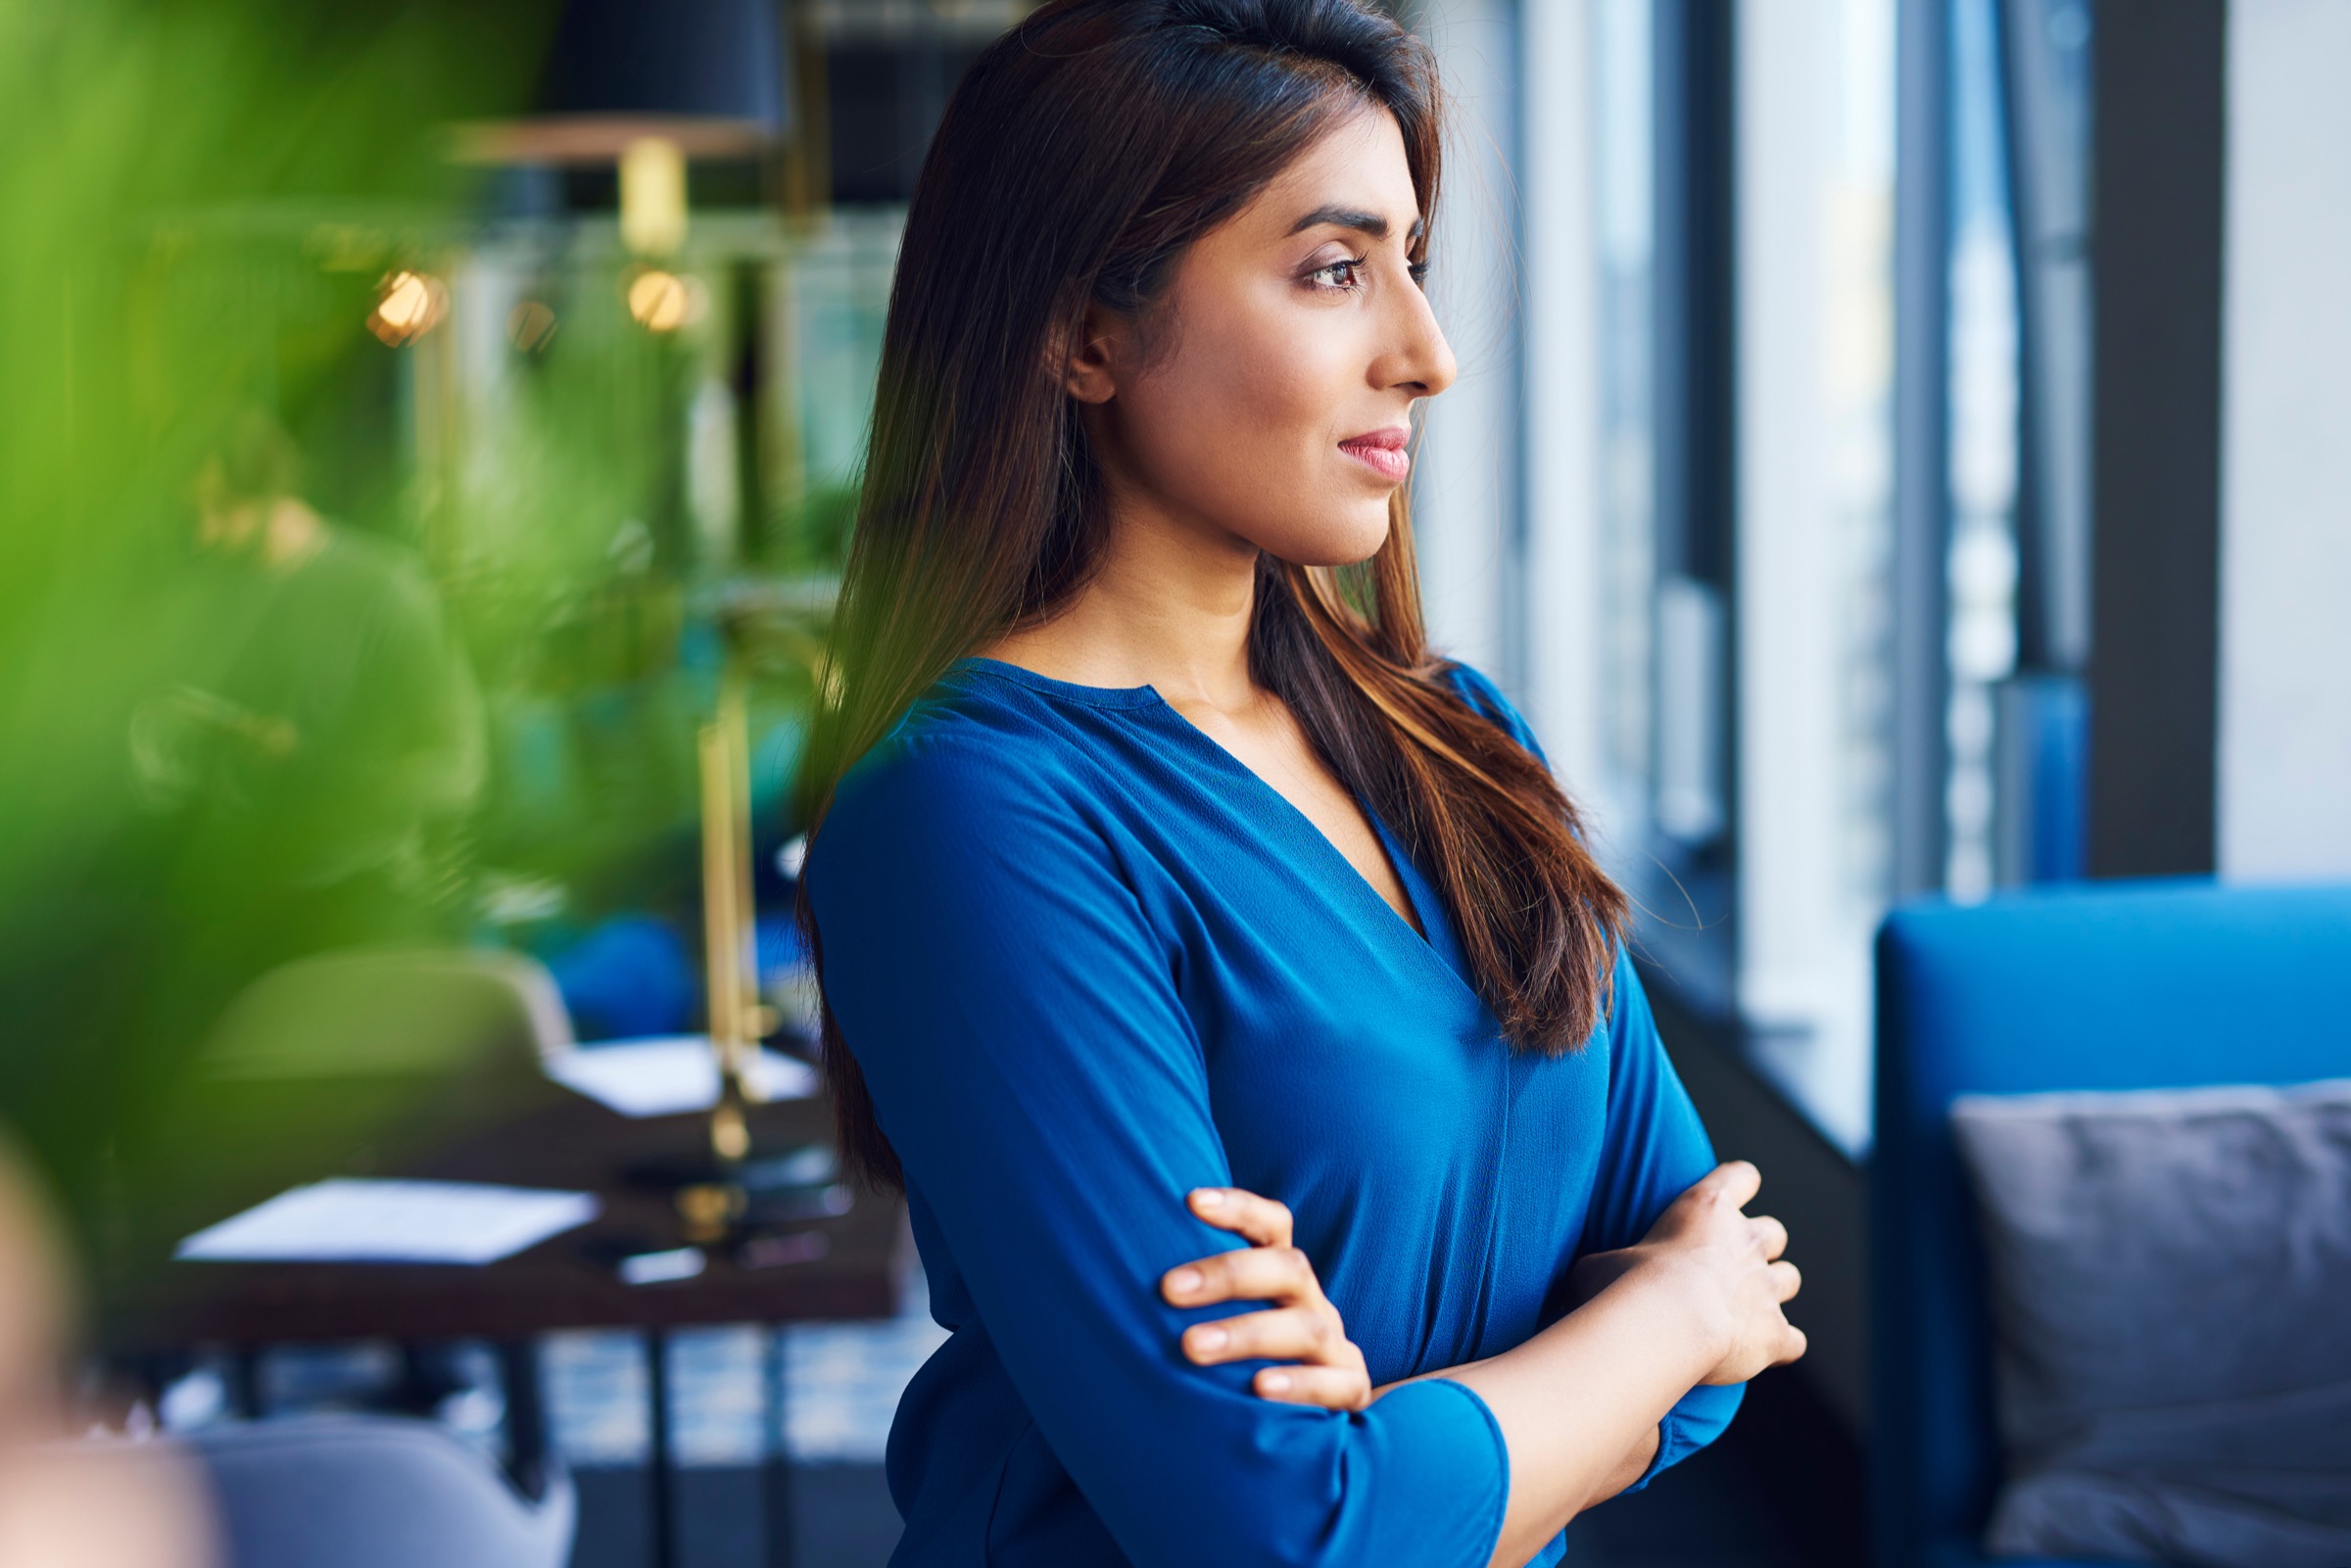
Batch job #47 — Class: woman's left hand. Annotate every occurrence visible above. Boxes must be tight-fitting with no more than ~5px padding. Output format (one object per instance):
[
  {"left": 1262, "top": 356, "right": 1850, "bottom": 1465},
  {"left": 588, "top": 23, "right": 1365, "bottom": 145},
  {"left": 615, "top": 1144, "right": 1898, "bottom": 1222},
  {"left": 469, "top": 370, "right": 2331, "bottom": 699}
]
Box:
[{"left": 1160, "top": 1186, "right": 1372, "bottom": 1411}]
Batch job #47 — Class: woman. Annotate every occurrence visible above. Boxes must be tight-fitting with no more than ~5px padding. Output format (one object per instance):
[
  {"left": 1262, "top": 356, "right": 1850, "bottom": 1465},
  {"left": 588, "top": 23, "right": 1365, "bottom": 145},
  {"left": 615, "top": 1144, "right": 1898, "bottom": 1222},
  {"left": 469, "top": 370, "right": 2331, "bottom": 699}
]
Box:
[{"left": 797, "top": 3, "right": 1806, "bottom": 1565}]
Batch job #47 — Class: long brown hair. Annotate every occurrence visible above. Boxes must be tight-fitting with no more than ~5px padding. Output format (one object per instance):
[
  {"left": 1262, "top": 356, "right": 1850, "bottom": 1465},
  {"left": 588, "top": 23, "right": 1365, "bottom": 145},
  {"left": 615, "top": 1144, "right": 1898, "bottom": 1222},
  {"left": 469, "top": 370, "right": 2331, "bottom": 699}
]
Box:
[{"left": 795, "top": 0, "right": 1627, "bottom": 1194}]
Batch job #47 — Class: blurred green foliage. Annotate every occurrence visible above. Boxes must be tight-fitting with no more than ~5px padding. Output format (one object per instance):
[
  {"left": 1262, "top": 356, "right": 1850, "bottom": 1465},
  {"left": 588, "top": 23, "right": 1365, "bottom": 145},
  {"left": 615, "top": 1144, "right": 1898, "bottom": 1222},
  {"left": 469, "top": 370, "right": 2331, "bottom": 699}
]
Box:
[
  {"left": 0, "top": 0, "right": 565, "bottom": 1269},
  {"left": 0, "top": 0, "right": 855, "bottom": 1297}
]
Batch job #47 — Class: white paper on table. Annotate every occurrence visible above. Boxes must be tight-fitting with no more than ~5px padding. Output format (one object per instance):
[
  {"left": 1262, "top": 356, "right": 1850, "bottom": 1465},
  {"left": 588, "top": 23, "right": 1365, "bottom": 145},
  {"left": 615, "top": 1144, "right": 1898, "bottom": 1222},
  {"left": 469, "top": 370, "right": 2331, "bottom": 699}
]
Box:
[
  {"left": 544, "top": 1036, "right": 818, "bottom": 1118},
  {"left": 175, "top": 1178, "right": 600, "bottom": 1265}
]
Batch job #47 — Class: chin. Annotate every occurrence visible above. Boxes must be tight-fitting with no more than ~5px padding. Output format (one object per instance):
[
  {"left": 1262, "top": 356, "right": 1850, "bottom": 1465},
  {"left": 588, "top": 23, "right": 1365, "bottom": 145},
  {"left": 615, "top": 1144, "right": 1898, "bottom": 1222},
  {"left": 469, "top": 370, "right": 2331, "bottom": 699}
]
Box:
[{"left": 1261, "top": 505, "right": 1393, "bottom": 569}]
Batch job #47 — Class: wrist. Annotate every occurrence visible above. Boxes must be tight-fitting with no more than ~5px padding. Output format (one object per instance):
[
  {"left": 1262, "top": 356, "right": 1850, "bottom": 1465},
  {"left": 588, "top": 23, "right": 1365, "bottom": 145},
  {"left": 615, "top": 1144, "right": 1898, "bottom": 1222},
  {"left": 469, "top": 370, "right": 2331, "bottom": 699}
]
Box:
[{"left": 1615, "top": 1248, "right": 1735, "bottom": 1382}]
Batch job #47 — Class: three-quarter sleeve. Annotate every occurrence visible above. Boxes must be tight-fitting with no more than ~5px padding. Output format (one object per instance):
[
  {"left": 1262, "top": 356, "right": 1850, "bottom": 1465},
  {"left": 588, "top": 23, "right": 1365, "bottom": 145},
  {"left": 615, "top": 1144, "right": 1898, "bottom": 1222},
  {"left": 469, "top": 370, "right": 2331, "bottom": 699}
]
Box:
[
  {"left": 807, "top": 733, "right": 1511, "bottom": 1568},
  {"left": 1577, "top": 949, "right": 1747, "bottom": 1488}
]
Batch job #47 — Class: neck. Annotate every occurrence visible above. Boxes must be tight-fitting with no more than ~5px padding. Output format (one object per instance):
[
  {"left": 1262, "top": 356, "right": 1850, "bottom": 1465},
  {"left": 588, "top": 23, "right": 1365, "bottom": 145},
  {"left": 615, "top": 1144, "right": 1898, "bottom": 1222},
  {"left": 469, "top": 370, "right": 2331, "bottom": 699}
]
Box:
[{"left": 981, "top": 475, "right": 1264, "bottom": 712}]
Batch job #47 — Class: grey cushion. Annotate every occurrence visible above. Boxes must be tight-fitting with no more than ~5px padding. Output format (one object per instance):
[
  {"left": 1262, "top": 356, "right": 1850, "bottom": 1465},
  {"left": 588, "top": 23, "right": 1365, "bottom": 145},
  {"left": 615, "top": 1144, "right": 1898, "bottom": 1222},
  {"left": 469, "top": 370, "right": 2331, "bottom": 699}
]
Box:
[{"left": 1950, "top": 1078, "right": 2351, "bottom": 1566}]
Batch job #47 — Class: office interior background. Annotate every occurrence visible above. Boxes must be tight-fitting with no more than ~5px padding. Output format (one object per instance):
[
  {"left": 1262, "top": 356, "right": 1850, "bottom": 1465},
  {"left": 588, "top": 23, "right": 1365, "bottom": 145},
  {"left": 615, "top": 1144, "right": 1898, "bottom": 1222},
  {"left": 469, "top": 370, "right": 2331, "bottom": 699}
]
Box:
[{"left": 0, "top": 0, "right": 2345, "bottom": 1565}]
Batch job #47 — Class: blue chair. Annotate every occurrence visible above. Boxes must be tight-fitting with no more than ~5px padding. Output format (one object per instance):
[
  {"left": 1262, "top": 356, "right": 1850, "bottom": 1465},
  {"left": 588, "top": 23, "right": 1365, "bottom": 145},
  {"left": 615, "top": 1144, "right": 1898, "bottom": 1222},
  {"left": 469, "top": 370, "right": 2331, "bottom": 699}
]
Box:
[{"left": 1870, "top": 879, "right": 2351, "bottom": 1568}]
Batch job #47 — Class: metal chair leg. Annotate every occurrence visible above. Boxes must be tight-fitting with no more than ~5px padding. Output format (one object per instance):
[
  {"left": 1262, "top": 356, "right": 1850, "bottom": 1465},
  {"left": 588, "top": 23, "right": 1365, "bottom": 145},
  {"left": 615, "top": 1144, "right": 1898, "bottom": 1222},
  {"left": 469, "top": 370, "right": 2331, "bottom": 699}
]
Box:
[
  {"left": 498, "top": 1339, "right": 550, "bottom": 1501},
  {"left": 762, "top": 1328, "right": 797, "bottom": 1568},
  {"left": 647, "top": 1329, "right": 676, "bottom": 1568}
]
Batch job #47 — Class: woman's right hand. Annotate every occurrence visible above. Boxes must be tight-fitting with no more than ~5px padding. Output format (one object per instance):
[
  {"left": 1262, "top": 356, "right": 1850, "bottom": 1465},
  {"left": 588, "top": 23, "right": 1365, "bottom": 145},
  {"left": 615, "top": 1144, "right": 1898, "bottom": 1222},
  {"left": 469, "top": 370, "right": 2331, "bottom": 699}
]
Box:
[
  {"left": 1568, "top": 1160, "right": 1806, "bottom": 1386},
  {"left": 1161, "top": 1186, "right": 1372, "bottom": 1412}
]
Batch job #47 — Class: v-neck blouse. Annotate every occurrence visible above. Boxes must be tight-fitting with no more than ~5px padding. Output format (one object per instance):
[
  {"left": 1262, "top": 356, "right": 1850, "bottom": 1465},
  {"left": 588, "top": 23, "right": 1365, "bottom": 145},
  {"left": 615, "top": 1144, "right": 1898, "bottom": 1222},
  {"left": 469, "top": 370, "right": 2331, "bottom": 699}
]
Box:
[{"left": 805, "top": 656, "right": 1742, "bottom": 1568}]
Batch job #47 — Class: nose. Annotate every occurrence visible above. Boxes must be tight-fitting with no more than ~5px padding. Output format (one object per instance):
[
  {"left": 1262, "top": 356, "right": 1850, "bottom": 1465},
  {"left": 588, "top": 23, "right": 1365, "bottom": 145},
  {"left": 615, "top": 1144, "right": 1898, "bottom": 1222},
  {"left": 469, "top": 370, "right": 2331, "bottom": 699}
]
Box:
[{"left": 1375, "top": 269, "right": 1458, "bottom": 401}]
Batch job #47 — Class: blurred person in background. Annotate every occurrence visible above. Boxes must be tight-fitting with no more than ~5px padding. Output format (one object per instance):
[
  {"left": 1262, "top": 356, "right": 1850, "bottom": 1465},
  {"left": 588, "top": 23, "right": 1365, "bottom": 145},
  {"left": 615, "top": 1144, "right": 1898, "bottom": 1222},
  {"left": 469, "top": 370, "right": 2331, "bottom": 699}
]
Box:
[
  {"left": 83, "top": 410, "right": 499, "bottom": 1251},
  {"left": 131, "top": 407, "right": 486, "bottom": 953}
]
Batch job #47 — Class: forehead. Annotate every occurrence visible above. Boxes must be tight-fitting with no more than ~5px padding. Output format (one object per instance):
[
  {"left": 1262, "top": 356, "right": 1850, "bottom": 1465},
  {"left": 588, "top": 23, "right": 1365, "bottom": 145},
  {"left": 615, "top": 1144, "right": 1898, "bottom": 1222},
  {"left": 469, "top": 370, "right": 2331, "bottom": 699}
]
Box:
[{"left": 1230, "top": 104, "right": 1421, "bottom": 240}]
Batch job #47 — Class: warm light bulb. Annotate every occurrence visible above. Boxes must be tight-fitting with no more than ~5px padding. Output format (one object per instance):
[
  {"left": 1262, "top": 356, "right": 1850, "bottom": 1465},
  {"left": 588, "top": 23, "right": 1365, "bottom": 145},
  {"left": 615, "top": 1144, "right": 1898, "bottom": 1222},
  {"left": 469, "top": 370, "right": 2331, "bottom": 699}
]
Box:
[
  {"left": 367, "top": 269, "right": 447, "bottom": 347},
  {"left": 626, "top": 269, "right": 703, "bottom": 333},
  {"left": 620, "top": 137, "right": 688, "bottom": 258}
]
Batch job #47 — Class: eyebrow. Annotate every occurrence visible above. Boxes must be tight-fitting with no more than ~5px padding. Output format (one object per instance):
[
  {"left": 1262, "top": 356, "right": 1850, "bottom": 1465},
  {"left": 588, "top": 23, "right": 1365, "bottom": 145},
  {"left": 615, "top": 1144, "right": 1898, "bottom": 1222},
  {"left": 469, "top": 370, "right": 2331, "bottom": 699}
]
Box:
[{"left": 1286, "top": 205, "right": 1424, "bottom": 242}]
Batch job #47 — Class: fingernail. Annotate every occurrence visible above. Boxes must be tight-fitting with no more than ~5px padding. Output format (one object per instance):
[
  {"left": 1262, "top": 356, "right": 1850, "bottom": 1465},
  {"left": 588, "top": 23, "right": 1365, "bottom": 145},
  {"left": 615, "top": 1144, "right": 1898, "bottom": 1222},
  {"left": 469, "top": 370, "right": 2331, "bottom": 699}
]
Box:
[
  {"left": 1194, "top": 1190, "right": 1224, "bottom": 1209},
  {"left": 1193, "top": 1327, "right": 1227, "bottom": 1352},
  {"left": 1261, "top": 1371, "right": 1291, "bottom": 1392},
  {"left": 1170, "top": 1268, "right": 1201, "bottom": 1294}
]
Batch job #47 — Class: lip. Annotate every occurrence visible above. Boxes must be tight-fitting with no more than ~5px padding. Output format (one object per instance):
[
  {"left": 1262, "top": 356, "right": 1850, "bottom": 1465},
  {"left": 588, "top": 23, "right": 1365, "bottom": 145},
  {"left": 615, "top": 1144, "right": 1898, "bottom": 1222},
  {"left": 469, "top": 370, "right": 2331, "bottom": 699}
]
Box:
[{"left": 1337, "top": 425, "right": 1412, "bottom": 484}]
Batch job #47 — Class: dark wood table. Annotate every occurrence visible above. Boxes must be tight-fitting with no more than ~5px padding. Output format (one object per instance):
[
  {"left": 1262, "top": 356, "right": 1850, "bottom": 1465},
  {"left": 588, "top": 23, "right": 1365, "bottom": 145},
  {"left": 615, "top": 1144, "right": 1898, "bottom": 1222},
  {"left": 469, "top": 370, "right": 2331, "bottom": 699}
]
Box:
[{"left": 107, "top": 1077, "right": 914, "bottom": 1568}]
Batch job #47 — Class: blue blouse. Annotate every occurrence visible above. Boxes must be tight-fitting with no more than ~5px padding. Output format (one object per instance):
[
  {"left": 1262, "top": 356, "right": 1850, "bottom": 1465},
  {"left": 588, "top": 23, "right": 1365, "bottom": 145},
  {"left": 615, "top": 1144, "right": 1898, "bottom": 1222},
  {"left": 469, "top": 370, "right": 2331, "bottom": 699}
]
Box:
[{"left": 806, "top": 655, "right": 1742, "bottom": 1568}]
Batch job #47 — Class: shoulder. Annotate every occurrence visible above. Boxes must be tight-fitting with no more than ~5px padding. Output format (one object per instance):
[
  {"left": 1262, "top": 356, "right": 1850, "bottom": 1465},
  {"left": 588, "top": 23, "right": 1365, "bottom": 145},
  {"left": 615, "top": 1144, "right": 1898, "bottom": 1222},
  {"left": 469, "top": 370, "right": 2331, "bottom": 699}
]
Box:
[
  {"left": 1433, "top": 657, "right": 1547, "bottom": 764},
  {"left": 803, "top": 673, "right": 1166, "bottom": 966},
  {"left": 807, "top": 669, "right": 1105, "bottom": 879}
]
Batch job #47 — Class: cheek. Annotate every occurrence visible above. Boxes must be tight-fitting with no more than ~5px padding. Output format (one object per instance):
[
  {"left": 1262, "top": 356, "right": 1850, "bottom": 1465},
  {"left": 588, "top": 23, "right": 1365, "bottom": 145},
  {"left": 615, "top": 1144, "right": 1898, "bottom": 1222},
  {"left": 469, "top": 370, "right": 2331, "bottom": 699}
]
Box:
[{"left": 1115, "top": 305, "right": 1388, "bottom": 562}]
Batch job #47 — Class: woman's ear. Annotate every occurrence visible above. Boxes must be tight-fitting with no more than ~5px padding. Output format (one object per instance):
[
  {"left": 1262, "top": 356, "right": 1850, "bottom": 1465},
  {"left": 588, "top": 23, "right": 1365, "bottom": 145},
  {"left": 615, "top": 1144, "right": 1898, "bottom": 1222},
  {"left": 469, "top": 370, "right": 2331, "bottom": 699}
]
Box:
[{"left": 1052, "top": 302, "right": 1124, "bottom": 404}]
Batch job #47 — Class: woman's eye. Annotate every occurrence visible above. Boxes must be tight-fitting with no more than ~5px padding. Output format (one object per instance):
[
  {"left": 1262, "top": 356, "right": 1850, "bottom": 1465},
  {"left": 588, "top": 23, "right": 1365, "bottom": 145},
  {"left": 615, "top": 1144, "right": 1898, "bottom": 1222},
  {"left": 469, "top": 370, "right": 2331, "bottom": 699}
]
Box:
[{"left": 1306, "top": 256, "right": 1367, "bottom": 291}]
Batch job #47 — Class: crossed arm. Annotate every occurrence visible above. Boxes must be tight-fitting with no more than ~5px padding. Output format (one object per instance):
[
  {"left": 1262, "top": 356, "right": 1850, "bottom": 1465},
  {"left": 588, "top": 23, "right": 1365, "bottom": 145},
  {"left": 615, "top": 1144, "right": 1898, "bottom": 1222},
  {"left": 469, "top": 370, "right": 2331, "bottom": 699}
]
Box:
[{"left": 1160, "top": 1166, "right": 1805, "bottom": 1568}]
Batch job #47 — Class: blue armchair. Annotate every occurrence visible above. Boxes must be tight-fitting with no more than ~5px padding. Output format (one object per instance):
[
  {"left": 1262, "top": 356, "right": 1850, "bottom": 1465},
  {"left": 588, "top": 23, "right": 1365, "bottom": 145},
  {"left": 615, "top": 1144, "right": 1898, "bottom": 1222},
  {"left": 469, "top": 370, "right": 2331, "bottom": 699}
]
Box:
[{"left": 1870, "top": 878, "right": 2351, "bottom": 1568}]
